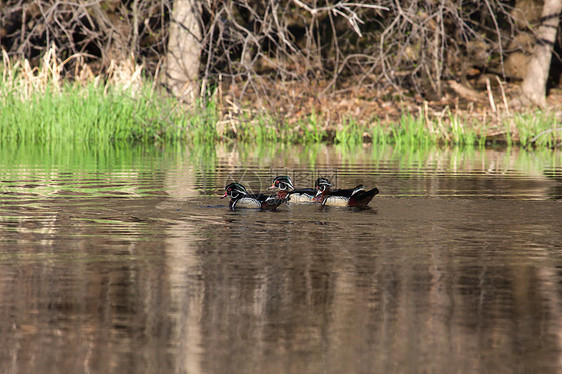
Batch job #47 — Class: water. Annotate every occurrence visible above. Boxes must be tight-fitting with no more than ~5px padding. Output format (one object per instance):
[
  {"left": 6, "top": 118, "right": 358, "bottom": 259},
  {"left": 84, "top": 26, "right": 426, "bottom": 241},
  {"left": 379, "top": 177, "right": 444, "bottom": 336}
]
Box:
[{"left": 0, "top": 143, "right": 561, "bottom": 373}]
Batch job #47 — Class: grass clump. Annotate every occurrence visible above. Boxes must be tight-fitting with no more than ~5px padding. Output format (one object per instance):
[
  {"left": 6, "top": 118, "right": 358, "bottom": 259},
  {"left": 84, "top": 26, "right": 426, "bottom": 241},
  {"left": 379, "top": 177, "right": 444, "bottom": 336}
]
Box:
[
  {"left": 510, "top": 111, "right": 561, "bottom": 148},
  {"left": 335, "top": 118, "right": 365, "bottom": 145},
  {"left": 392, "top": 114, "right": 436, "bottom": 146},
  {"left": 0, "top": 80, "right": 218, "bottom": 144}
]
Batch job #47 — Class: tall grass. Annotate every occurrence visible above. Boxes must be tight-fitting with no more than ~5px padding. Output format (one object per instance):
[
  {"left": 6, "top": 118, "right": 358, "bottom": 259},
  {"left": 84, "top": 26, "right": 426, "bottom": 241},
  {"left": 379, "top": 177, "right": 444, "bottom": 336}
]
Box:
[{"left": 0, "top": 80, "right": 221, "bottom": 144}]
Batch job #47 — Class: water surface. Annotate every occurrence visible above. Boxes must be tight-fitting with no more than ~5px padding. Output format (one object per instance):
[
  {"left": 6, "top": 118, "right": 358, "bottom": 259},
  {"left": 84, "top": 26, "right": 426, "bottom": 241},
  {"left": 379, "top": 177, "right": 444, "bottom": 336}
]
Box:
[{"left": 0, "top": 143, "right": 561, "bottom": 373}]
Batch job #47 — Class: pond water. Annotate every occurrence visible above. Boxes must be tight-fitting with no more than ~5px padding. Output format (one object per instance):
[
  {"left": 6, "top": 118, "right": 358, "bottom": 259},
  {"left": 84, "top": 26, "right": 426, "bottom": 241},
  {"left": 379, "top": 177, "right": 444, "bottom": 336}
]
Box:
[{"left": 0, "top": 143, "right": 561, "bottom": 373}]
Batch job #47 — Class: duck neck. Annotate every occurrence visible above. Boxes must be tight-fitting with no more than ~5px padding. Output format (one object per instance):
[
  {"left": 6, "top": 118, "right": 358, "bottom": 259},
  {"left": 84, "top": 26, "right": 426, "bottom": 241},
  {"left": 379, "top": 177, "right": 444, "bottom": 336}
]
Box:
[{"left": 277, "top": 190, "right": 289, "bottom": 199}]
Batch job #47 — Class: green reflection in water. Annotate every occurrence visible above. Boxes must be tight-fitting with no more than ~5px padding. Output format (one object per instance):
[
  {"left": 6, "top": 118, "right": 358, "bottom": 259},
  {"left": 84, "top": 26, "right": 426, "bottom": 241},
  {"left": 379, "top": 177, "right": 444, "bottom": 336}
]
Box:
[{"left": 0, "top": 141, "right": 560, "bottom": 186}]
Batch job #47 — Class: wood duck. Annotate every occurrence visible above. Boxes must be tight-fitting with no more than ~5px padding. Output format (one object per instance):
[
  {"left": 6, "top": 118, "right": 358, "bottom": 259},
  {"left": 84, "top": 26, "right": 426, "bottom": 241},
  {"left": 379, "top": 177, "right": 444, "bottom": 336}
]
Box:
[
  {"left": 269, "top": 176, "right": 316, "bottom": 203},
  {"left": 314, "top": 177, "right": 379, "bottom": 207},
  {"left": 222, "top": 183, "right": 286, "bottom": 210}
]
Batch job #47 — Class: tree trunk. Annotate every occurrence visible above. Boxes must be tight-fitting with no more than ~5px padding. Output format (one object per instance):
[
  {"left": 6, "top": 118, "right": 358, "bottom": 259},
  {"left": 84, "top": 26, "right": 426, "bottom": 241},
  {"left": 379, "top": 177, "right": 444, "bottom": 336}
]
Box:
[
  {"left": 166, "top": 0, "right": 203, "bottom": 104},
  {"left": 521, "top": 0, "right": 562, "bottom": 107}
]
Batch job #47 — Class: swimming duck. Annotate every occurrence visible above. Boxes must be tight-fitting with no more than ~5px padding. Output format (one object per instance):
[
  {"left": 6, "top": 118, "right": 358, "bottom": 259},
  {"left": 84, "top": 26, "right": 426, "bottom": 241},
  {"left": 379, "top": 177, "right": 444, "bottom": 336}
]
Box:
[
  {"left": 222, "top": 182, "right": 286, "bottom": 210},
  {"left": 314, "top": 177, "right": 379, "bottom": 207},
  {"left": 269, "top": 176, "right": 316, "bottom": 203}
]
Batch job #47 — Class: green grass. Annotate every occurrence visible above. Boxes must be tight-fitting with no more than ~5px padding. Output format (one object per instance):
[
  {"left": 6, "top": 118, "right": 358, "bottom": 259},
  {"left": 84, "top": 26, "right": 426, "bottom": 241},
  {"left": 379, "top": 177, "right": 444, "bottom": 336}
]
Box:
[
  {"left": 510, "top": 111, "right": 560, "bottom": 148},
  {"left": 335, "top": 118, "right": 364, "bottom": 145}
]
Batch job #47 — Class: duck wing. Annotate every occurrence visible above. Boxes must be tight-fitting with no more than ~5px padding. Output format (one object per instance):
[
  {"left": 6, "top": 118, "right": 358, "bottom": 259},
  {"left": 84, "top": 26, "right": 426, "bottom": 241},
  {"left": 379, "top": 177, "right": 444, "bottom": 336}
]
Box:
[
  {"left": 253, "top": 193, "right": 288, "bottom": 210},
  {"left": 326, "top": 185, "right": 364, "bottom": 198}
]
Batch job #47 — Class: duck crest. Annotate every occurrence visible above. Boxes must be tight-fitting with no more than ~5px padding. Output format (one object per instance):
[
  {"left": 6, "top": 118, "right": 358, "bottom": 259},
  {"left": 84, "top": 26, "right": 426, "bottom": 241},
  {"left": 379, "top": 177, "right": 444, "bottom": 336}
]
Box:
[
  {"left": 270, "top": 176, "right": 295, "bottom": 191},
  {"left": 315, "top": 177, "right": 332, "bottom": 192},
  {"left": 222, "top": 182, "right": 248, "bottom": 199}
]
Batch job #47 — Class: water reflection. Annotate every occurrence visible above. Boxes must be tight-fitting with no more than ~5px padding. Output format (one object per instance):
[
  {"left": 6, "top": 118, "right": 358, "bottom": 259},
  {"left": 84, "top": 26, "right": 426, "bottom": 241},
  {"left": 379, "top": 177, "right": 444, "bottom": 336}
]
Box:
[{"left": 0, "top": 143, "right": 561, "bottom": 373}]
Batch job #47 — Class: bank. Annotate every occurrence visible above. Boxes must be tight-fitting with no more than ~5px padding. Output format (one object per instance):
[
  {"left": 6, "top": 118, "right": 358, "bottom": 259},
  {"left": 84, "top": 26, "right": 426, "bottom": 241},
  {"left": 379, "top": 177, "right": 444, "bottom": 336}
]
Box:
[{"left": 1, "top": 55, "right": 561, "bottom": 148}]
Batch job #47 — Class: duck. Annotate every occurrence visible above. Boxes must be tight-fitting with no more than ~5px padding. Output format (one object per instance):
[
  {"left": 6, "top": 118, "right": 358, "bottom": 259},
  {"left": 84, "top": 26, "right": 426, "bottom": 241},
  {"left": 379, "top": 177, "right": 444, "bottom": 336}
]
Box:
[
  {"left": 269, "top": 176, "right": 316, "bottom": 203},
  {"left": 222, "top": 182, "right": 286, "bottom": 210},
  {"left": 314, "top": 177, "right": 379, "bottom": 207}
]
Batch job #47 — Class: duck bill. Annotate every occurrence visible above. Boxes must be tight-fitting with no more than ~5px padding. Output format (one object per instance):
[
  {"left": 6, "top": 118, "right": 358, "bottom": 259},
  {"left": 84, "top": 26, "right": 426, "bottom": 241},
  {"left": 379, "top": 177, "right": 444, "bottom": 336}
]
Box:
[
  {"left": 268, "top": 184, "right": 276, "bottom": 190},
  {"left": 221, "top": 191, "right": 228, "bottom": 199}
]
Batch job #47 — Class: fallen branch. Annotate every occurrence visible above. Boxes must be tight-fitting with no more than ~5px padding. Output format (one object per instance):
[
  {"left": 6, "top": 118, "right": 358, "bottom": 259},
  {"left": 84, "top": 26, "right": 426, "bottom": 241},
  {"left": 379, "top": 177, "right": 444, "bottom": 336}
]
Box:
[{"left": 447, "top": 80, "right": 486, "bottom": 102}]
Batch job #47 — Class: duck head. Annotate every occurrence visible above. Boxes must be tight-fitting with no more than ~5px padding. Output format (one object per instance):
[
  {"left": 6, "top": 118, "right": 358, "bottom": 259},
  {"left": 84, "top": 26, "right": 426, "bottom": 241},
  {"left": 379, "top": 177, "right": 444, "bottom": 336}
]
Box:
[
  {"left": 315, "top": 177, "right": 332, "bottom": 193},
  {"left": 222, "top": 183, "right": 248, "bottom": 199},
  {"left": 314, "top": 177, "right": 332, "bottom": 201},
  {"left": 269, "top": 176, "right": 295, "bottom": 191}
]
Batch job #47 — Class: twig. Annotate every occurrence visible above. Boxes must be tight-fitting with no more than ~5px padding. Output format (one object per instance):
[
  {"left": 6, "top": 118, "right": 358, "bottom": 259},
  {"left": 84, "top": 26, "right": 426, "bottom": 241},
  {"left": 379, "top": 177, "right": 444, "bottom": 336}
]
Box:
[
  {"left": 529, "top": 128, "right": 562, "bottom": 144},
  {"left": 292, "top": 0, "right": 388, "bottom": 37},
  {"left": 495, "top": 76, "right": 510, "bottom": 115},
  {"left": 486, "top": 77, "right": 496, "bottom": 113}
]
